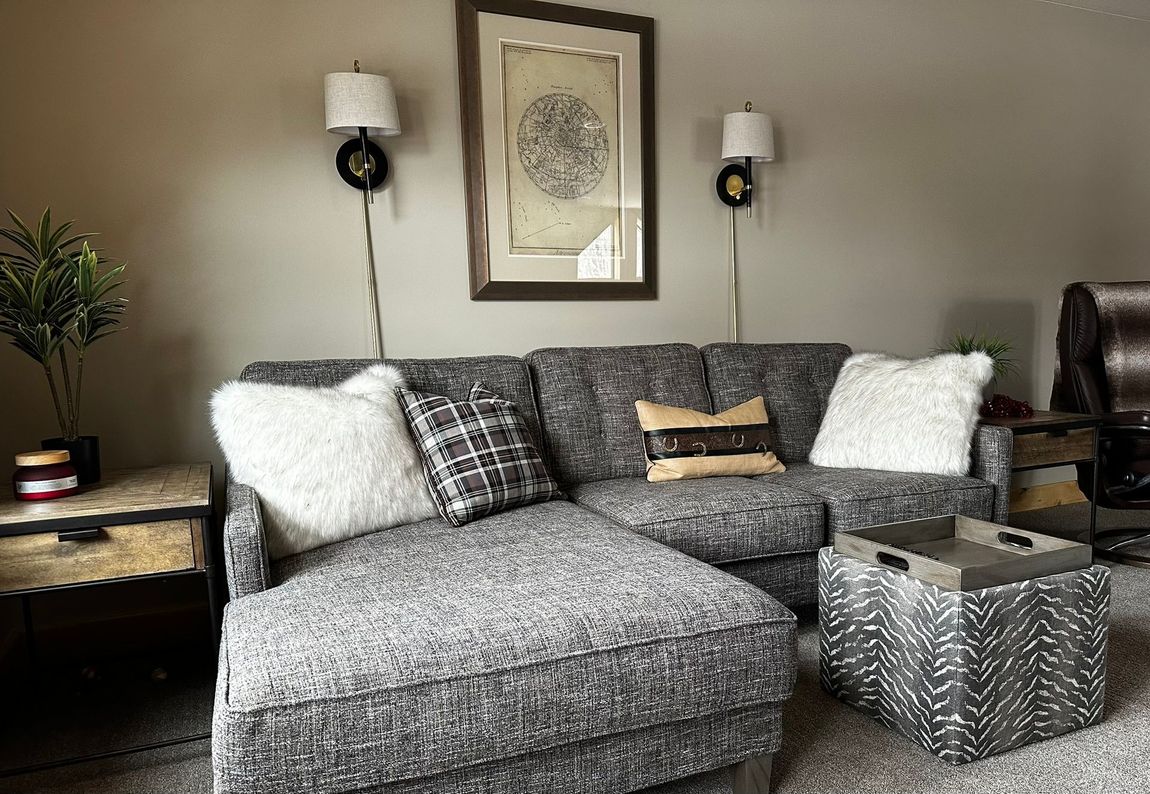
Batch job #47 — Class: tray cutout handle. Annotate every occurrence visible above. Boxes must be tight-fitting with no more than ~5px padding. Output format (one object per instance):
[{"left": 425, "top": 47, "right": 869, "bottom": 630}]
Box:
[
  {"left": 997, "top": 531, "right": 1034, "bottom": 550},
  {"left": 875, "top": 551, "right": 910, "bottom": 572}
]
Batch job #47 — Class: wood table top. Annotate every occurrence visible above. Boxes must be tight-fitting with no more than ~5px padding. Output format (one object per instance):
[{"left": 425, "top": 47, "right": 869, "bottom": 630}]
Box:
[
  {"left": 979, "top": 409, "right": 1101, "bottom": 432},
  {"left": 0, "top": 463, "right": 212, "bottom": 532}
]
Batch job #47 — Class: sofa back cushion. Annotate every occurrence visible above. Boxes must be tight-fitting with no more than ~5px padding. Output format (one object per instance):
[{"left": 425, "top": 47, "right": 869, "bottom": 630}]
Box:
[
  {"left": 526, "top": 344, "right": 711, "bottom": 483},
  {"left": 241, "top": 356, "right": 543, "bottom": 448},
  {"left": 701, "top": 343, "right": 852, "bottom": 464}
]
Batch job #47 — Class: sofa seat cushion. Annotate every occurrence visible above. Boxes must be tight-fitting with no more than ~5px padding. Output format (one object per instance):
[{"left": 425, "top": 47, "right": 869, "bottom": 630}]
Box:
[
  {"left": 760, "top": 464, "right": 994, "bottom": 534},
  {"left": 565, "top": 477, "right": 825, "bottom": 564},
  {"left": 213, "top": 501, "right": 796, "bottom": 794}
]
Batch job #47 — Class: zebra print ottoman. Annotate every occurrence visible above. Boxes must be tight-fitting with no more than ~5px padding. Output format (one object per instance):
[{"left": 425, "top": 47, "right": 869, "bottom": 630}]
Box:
[{"left": 818, "top": 546, "right": 1109, "bottom": 764}]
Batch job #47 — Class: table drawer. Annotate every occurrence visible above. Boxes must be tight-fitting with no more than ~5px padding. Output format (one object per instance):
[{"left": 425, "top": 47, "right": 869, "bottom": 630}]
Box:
[
  {"left": 0, "top": 519, "right": 198, "bottom": 594},
  {"left": 1012, "top": 427, "right": 1096, "bottom": 469}
]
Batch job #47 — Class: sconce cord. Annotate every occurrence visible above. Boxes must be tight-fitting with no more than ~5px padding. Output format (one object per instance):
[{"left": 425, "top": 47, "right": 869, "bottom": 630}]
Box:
[
  {"left": 730, "top": 205, "right": 739, "bottom": 343},
  {"left": 360, "top": 190, "right": 384, "bottom": 358}
]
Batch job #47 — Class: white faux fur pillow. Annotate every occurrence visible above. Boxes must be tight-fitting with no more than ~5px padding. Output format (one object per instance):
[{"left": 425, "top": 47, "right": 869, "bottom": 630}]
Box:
[
  {"left": 210, "top": 364, "right": 438, "bottom": 559},
  {"left": 809, "top": 352, "right": 994, "bottom": 476}
]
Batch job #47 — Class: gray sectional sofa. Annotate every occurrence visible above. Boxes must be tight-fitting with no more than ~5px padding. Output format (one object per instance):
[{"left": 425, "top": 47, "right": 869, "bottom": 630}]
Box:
[{"left": 212, "top": 343, "right": 1013, "bottom": 794}]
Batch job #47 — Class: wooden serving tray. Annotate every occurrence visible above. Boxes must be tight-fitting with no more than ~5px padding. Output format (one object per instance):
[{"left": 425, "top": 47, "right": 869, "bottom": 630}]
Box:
[{"left": 834, "top": 515, "right": 1092, "bottom": 591}]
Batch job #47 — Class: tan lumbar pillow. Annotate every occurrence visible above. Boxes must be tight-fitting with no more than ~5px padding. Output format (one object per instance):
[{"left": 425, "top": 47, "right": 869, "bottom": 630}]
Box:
[{"left": 635, "top": 397, "right": 786, "bottom": 482}]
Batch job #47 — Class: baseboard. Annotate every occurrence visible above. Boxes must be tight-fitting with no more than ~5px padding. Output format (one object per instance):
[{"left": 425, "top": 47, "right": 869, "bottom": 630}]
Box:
[{"left": 1009, "top": 480, "right": 1087, "bottom": 513}]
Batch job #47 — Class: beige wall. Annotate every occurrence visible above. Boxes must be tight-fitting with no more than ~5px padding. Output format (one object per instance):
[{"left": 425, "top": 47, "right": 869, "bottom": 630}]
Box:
[{"left": 1, "top": 0, "right": 1148, "bottom": 480}]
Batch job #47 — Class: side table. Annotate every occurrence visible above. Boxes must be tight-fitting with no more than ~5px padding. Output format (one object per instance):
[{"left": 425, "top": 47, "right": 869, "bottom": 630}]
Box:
[
  {"left": 980, "top": 410, "right": 1102, "bottom": 550},
  {"left": 0, "top": 462, "right": 218, "bottom": 777}
]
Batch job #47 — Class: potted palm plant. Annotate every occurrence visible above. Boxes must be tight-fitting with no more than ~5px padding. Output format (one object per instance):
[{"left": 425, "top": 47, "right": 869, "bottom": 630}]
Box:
[
  {"left": 935, "top": 331, "right": 1032, "bottom": 418},
  {"left": 0, "top": 209, "right": 127, "bottom": 483}
]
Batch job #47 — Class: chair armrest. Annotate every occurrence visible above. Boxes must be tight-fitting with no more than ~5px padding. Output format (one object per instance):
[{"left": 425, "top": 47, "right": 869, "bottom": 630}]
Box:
[
  {"left": 1101, "top": 411, "right": 1150, "bottom": 434},
  {"left": 223, "top": 480, "right": 273, "bottom": 600},
  {"left": 971, "top": 424, "right": 1014, "bottom": 524}
]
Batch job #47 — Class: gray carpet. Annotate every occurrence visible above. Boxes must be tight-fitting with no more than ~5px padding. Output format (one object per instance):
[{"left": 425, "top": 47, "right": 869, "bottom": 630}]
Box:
[{"left": 6, "top": 503, "right": 1149, "bottom": 793}]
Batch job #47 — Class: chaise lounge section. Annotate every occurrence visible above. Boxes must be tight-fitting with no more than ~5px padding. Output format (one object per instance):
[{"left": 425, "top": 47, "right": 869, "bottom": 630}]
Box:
[
  {"left": 212, "top": 342, "right": 1013, "bottom": 793},
  {"left": 214, "top": 501, "right": 794, "bottom": 793}
]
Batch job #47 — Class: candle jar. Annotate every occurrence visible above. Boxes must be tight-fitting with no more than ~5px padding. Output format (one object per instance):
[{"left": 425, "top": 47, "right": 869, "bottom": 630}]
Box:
[{"left": 12, "top": 450, "right": 80, "bottom": 501}]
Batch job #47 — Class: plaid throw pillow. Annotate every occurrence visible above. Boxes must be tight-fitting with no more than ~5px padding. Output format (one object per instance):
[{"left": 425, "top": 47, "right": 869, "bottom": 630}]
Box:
[{"left": 397, "top": 383, "right": 563, "bottom": 527}]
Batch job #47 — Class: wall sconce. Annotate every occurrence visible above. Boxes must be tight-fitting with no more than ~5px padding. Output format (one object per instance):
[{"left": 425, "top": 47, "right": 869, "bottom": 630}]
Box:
[
  {"left": 716, "top": 102, "right": 775, "bottom": 342},
  {"left": 324, "top": 61, "right": 401, "bottom": 203},
  {"left": 324, "top": 60, "right": 401, "bottom": 358},
  {"left": 717, "top": 102, "right": 775, "bottom": 217}
]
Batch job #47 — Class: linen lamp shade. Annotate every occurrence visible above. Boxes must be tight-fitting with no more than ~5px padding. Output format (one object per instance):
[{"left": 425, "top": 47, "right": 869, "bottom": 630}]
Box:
[
  {"left": 721, "top": 111, "right": 774, "bottom": 163},
  {"left": 324, "top": 72, "right": 401, "bottom": 137}
]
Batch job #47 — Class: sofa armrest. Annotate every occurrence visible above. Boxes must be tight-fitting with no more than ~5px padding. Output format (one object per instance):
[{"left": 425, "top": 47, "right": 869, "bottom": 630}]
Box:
[
  {"left": 224, "top": 480, "right": 273, "bottom": 600},
  {"left": 971, "top": 424, "right": 1014, "bottom": 524}
]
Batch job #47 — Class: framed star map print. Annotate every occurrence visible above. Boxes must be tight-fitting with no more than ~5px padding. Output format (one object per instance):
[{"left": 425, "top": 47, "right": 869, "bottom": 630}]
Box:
[{"left": 456, "top": 0, "right": 655, "bottom": 300}]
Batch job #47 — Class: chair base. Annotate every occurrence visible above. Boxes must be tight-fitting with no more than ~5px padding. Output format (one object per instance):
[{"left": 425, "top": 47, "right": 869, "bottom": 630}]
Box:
[
  {"left": 732, "top": 753, "right": 773, "bottom": 794},
  {"left": 1093, "top": 527, "right": 1150, "bottom": 569}
]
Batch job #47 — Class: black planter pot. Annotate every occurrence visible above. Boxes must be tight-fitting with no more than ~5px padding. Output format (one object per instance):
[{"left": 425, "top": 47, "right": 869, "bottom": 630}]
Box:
[{"left": 41, "top": 435, "right": 101, "bottom": 485}]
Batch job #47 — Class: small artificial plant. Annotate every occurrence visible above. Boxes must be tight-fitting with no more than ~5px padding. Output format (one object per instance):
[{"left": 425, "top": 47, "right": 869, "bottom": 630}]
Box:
[
  {"left": 935, "top": 331, "right": 1032, "bottom": 418},
  {"left": 935, "top": 331, "right": 1017, "bottom": 382},
  {"left": 0, "top": 208, "right": 127, "bottom": 441}
]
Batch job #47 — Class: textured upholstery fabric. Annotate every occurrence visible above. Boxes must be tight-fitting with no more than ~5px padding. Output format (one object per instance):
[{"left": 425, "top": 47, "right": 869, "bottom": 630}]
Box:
[
  {"left": 526, "top": 344, "right": 711, "bottom": 483},
  {"left": 397, "top": 384, "right": 562, "bottom": 526},
  {"left": 1054, "top": 281, "right": 1150, "bottom": 414},
  {"left": 216, "top": 706, "right": 781, "bottom": 794},
  {"left": 213, "top": 501, "right": 796, "bottom": 794},
  {"left": 1053, "top": 283, "right": 1110, "bottom": 415},
  {"left": 717, "top": 552, "right": 820, "bottom": 610},
  {"left": 214, "top": 347, "right": 1014, "bottom": 793},
  {"left": 221, "top": 356, "right": 539, "bottom": 596},
  {"left": 566, "top": 477, "right": 824, "bottom": 564},
  {"left": 820, "top": 549, "right": 1109, "bottom": 764},
  {"left": 970, "top": 423, "right": 1013, "bottom": 523},
  {"left": 760, "top": 464, "right": 994, "bottom": 535},
  {"left": 1053, "top": 281, "right": 1150, "bottom": 510},
  {"left": 241, "top": 356, "right": 545, "bottom": 453},
  {"left": 221, "top": 481, "right": 271, "bottom": 600},
  {"left": 701, "top": 343, "right": 852, "bottom": 465}
]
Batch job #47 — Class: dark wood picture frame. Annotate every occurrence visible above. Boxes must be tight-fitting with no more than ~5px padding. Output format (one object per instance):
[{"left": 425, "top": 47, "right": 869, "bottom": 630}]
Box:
[{"left": 456, "top": 0, "right": 656, "bottom": 300}]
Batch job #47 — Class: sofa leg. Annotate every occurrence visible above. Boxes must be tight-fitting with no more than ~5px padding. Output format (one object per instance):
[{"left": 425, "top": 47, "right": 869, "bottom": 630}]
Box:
[{"left": 732, "top": 753, "right": 773, "bottom": 794}]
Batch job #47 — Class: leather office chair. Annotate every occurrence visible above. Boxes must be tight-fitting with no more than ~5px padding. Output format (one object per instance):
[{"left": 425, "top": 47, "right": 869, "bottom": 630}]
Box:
[{"left": 1053, "top": 281, "right": 1150, "bottom": 566}]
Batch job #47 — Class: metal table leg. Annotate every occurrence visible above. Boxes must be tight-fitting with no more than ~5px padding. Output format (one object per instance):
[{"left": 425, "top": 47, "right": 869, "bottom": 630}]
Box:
[
  {"left": 1090, "top": 433, "right": 1099, "bottom": 550},
  {"left": 20, "top": 594, "right": 37, "bottom": 670},
  {"left": 203, "top": 514, "right": 222, "bottom": 644}
]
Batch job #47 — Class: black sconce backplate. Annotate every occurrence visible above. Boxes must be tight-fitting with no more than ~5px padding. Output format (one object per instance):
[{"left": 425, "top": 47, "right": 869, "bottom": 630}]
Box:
[
  {"left": 336, "top": 138, "right": 388, "bottom": 190},
  {"left": 716, "top": 163, "right": 749, "bottom": 208}
]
